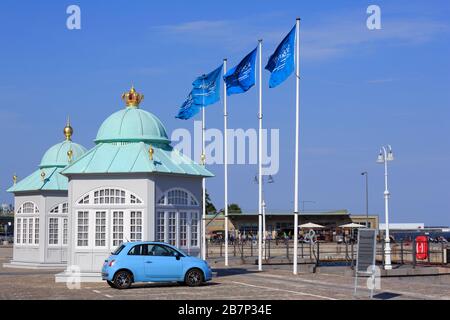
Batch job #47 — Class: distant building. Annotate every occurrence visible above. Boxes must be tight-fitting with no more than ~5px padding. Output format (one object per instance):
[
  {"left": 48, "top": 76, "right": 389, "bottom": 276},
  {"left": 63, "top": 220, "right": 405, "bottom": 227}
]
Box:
[
  {"left": 206, "top": 210, "right": 379, "bottom": 241},
  {"left": 379, "top": 223, "right": 425, "bottom": 231}
]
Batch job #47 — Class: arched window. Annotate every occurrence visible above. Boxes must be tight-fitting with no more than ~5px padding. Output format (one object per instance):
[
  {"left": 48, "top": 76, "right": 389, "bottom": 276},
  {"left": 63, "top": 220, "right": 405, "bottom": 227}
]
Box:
[
  {"left": 17, "top": 202, "right": 39, "bottom": 214},
  {"left": 49, "top": 202, "right": 69, "bottom": 214},
  {"left": 15, "top": 202, "right": 39, "bottom": 246},
  {"left": 156, "top": 189, "right": 200, "bottom": 252},
  {"left": 76, "top": 188, "right": 143, "bottom": 205},
  {"left": 157, "top": 188, "right": 199, "bottom": 207}
]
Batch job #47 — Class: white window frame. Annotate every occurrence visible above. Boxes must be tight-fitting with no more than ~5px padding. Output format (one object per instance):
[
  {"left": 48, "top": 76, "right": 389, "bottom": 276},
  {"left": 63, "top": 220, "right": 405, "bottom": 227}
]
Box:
[
  {"left": 157, "top": 188, "right": 199, "bottom": 207},
  {"left": 76, "top": 188, "right": 143, "bottom": 206},
  {"left": 48, "top": 218, "right": 59, "bottom": 245},
  {"left": 95, "top": 211, "right": 107, "bottom": 248}
]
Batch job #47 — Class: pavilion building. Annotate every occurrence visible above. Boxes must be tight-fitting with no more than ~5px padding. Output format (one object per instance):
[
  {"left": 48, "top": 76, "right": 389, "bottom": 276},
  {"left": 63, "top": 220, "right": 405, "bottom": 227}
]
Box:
[
  {"left": 57, "top": 87, "right": 213, "bottom": 279},
  {"left": 5, "top": 121, "right": 87, "bottom": 268}
]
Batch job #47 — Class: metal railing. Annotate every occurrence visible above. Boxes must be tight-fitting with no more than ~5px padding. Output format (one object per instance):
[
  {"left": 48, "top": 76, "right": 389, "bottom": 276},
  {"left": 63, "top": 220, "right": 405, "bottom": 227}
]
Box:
[{"left": 205, "top": 239, "right": 449, "bottom": 267}]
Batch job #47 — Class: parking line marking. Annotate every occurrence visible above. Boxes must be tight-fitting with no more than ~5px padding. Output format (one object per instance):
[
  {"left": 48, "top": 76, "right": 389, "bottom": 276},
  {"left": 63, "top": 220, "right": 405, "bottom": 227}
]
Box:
[
  {"left": 104, "top": 294, "right": 113, "bottom": 298},
  {"left": 92, "top": 290, "right": 101, "bottom": 294},
  {"left": 230, "top": 281, "right": 337, "bottom": 300}
]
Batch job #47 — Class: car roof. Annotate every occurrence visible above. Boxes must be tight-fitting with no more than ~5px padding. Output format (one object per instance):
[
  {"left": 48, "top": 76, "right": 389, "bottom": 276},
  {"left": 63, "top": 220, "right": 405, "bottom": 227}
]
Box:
[{"left": 122, "top": 241, "right": 172, "bottom": 247}]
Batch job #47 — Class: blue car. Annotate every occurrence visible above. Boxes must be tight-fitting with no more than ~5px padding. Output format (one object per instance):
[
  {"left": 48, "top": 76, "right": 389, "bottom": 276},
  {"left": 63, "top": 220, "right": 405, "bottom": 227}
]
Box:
[{"left": 102, "top": 241, "right": 212, "bottom": 289}]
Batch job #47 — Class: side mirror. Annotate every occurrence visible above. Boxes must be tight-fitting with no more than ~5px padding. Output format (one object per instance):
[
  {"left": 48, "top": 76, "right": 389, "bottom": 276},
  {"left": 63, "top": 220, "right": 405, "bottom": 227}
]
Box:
[{"left": 175, "top": 252, "right": 181, "bottom": 260}]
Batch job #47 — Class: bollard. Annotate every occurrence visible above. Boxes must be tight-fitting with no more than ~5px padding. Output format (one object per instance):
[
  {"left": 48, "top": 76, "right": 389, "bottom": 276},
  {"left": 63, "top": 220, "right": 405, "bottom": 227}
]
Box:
[
  {"left": 286, "top": 240, "right": 289, "bottom": 260},
  {"left": 316, "top": 242, "right": 320, "bottom": 266},
  {"left": 351, "top": 242, "right": 354, "bottom": 269}
]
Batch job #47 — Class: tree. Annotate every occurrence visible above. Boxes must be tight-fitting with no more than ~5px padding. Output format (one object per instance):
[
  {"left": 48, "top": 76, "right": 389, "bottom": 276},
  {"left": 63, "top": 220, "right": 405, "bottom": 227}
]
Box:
[
  {"left": 205, "top": 191, "right": 217, "bottom": 214},
  {"left": 219, "top": 203, "right": 242, "bottom": 214}
]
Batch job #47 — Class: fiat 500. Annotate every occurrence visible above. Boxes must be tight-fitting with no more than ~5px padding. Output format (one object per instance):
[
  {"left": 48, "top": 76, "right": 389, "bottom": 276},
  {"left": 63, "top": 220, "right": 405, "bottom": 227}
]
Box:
[{"left": 102, "top": 242, "right": 212, "bottom": 289}]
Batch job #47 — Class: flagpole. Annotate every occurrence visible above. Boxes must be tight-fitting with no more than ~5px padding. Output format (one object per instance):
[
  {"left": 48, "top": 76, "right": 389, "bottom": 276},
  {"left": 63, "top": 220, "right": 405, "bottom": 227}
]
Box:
[
  {"left": 258, "top": 39, "right": 263, "bottom": 272},
  {"left": 223, "top": 58, "right": 229, "bottom": 267},
  {"left": 293, "top": 18, "right": 301, "bottom": 275},
  {"left": 202, "top": 78, "right": 207, "bottom": 261}
]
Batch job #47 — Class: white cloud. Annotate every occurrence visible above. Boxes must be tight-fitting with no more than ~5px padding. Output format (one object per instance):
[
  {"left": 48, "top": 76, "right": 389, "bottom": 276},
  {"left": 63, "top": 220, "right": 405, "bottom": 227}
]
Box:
[{"left": 150, "top": 14, "right": 449, "bottom": 61}]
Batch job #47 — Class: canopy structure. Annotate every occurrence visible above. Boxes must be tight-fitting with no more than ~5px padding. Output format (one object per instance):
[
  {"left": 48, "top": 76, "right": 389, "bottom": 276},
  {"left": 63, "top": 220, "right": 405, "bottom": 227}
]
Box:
[
  {"left": 299, "top": 222, "right": 324, "bottom": 229},
  {"left": 339, "top": 222, "right": 366, "bottom": 229}
]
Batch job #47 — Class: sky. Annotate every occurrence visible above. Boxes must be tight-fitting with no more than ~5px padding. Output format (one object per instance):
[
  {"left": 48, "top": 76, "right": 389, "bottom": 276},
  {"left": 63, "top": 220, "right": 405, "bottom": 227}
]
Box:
[{"left": 0, "top": 0, "right": 449, "bottom": 225}]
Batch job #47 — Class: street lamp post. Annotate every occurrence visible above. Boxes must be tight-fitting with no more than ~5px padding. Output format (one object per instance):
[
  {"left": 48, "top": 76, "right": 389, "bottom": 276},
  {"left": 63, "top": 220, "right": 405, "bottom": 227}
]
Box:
[
  {"left": 377, "top": 145, "right": 394, "bottom": 270},
  {"left": 361, "top": 172, "right": 369, "bottom": 227}
]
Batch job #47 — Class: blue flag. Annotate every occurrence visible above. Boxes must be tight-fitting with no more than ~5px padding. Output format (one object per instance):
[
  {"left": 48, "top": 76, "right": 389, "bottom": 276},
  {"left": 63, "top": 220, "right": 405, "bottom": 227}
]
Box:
[
  {"left": 223, "top": 47, "right": 257, "bottom": 96},
  {"left": 192, "top": 65, "right": 223, "bottom": 106},
  {"left": 265, "top": 25, "right": 296, "bottom": 88},
  {"left": 175, "top": 92, "right": 201, "bottom": 120}
]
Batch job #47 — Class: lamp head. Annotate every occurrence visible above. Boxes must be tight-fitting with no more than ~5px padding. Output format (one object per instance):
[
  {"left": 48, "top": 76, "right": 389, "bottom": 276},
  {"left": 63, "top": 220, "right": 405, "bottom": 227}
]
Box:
[
  {"left": 376, "top": 151, "right": 384, "bottom": 163},
  {"left": 387, "top": 146, "right": 394, "bottom": 161}
]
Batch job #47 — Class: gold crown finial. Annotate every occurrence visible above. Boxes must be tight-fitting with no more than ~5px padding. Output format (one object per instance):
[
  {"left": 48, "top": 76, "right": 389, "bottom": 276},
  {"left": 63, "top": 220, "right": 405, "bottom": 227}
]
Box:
[
  {"left": 64, "top": 116, "right": 73, "bottom": 141},
  {"left": 13, "top": 174, "right": 17, "bottom": 185},
  {"left": 122, "top": 85, "right": 144, "bottom": 108}
]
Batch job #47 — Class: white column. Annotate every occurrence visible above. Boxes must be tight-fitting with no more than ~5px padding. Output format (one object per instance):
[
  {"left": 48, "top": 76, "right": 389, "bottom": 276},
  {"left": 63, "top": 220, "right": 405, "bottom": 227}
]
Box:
[
  {"left": 223, "top": 59, "right": 229, "bottom": 267},
  {"left": 258, "top": 39, "right": 263, "bottom": 271},
  {"left": 201, "top": 106, "right": 207, "bottom": 260},
  {"left": 293, "top": 18, "right": 301, "bottom": 275},
  {"left": 262, "top": 199, "right": 266, "bottom": 259},
  {"left": 383, "top": 147, "right": 392, "bottom": 270}
]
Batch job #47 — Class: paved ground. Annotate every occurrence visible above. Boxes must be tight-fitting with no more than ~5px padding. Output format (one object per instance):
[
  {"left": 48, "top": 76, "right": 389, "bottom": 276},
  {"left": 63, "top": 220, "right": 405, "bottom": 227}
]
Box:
[{"left": 1, "top": 247, "right": 449, "bottom": 300}]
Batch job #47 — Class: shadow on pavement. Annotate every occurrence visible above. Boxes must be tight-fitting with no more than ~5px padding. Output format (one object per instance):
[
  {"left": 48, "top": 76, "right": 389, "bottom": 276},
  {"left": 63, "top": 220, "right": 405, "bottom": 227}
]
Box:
[
  {"left": 373, "top": 292, "right": 402, "bottom": 300},
  {"left": 212, "top": 268, "right": 260, "bottom": 277},
  {"left": 124, "top": 282, "right": 221, "bottom": 290}
]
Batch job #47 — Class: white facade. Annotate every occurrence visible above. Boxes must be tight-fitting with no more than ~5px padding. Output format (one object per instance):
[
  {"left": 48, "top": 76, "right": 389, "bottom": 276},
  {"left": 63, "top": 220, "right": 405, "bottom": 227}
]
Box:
[
  {"left": 66, "top": 174, "right": 202, "bottom": 274},
  {"left": 10, "top": 192, "right": 69, "bottom": 268}
]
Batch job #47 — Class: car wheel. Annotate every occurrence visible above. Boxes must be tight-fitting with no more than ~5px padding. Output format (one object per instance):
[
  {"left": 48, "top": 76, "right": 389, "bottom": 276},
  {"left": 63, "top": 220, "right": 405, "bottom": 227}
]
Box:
[
  {"left": 185, "top": 269, "right": 204, "bottom": 287},
  {"left": 106, "top": 280, "right": 116, "bottom": 288},
  {"left": 113, "top": 270, "right": 132, "bottom": 289}
]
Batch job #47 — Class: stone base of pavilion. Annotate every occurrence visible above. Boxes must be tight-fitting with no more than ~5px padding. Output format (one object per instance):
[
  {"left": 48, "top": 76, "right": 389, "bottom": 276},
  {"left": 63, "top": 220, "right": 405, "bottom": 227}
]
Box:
[{"left": 3, "top": 260, "right": 67, "bottom": 270}]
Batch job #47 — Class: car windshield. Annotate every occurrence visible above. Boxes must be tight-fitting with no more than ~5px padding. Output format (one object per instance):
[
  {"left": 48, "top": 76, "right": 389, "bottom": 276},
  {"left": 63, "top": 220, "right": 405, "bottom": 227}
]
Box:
[{"left": 111, "top": 244, "right": 126, "bottom": 255}]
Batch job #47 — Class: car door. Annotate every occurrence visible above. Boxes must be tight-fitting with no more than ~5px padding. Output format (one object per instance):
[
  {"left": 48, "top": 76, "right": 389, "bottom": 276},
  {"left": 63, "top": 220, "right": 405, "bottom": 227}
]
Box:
[
  {"left": 143, "top": 244, "right": 183, "bottom": 281},
  {"left": 125, "top": 244, "right": 145, "bottom": 282}
]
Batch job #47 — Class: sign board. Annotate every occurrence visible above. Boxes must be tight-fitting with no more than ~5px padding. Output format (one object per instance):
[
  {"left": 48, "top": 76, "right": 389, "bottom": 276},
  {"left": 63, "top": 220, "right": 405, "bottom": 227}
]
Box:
[{"left": 355, "top": 229, "right": 377, "bottom": 273}]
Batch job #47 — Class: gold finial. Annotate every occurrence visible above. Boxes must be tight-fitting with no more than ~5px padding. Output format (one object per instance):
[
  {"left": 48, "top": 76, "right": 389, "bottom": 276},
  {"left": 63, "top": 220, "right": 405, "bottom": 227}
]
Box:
[
  {"left": 200, "top": 153, "right": 206, "bottom": 166},
  {"left": 149, "top": 146, "right": 154, "bottom": 161},
  {"left": 64, "top": 116, "right": 73, "bottom": 141},
  {"left": 122, "top": 85, "right": 144, "bottom": 108},
  {"left": 67, "top": 149, "right": 73, "bottom": 163},
  {"left": 40, "top": 171, "right": 46, "bottom": 181},
  {"left": 13, "top": 174, "right": 17, "bottom": 185}
]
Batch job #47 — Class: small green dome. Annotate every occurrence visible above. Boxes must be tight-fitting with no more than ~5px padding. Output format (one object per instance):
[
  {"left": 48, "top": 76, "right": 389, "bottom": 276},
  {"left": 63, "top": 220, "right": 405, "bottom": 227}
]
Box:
[
  {"left": 40, "top": 140, "right": 87, "bottom": 168},
  {"left": 95, "top": 107, "right": 170, "bottom": 144}
]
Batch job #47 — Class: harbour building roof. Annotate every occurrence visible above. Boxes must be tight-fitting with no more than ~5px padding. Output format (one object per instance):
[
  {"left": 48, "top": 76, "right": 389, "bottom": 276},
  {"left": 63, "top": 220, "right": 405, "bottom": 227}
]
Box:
[
  {"left": 8, "top": 120, "right": 87, "bottom": 193},
  {"left": 61, "top": 86, "right": 213, "bottom": 177}
]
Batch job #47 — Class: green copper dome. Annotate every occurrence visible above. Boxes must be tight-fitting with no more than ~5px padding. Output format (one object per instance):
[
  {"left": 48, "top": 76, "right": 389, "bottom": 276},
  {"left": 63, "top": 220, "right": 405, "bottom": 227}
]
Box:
[
  {"left": 95, "top": 107, "right": 170, "bottom": 145},
  {"left": 40, "top": 140, "right": 87, "bottom": 168}
]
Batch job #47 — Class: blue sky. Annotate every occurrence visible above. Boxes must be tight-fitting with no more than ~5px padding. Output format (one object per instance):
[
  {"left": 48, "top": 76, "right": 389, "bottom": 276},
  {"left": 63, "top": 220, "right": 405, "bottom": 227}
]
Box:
[{"left": 0, "top": 0, "right": 449, "bottom": 225}]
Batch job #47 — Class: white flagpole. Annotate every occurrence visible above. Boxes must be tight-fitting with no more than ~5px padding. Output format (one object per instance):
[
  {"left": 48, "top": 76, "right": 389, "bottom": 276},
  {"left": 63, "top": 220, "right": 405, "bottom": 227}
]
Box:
[
  {"left": 223, "top": 59, "right": 229, "bottom": 267},
  {"left": 293, "top": 18, "right": 301, "bottom": 275},
  {"left": 202, "top": 78, "right": 207, "bottom": 261},
  {"left": 258, "top": 39, "right": 263, "bottom": 271}
]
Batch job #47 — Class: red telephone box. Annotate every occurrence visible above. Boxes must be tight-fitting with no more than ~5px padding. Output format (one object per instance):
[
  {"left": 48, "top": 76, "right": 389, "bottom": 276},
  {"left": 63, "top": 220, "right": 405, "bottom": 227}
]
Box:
[{"left": 415, "top": 235, "right": 429, "bottom": 260}]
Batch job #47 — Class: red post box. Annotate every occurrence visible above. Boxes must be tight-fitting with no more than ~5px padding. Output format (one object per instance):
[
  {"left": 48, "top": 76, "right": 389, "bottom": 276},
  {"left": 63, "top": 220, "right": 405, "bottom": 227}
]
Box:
[{"left": 415, "top": 235, "right": 429, "bottom": 260}]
